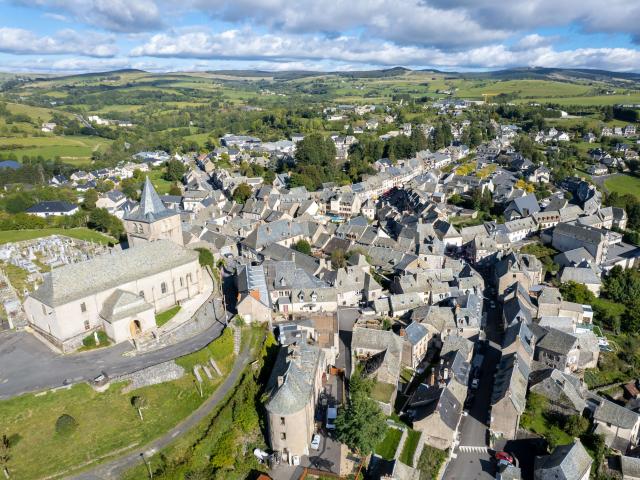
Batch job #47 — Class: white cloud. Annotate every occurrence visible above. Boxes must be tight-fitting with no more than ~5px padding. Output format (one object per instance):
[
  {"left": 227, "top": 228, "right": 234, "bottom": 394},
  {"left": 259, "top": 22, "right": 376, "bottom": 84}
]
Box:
[
  {"left": 129, "top": 28, "right": 640, "bottom": 72},
  {"left": 0, "top": 28, "right": 117, "bottom": 57},
  {"left": 16, "top": 0, "right": 164, "bottom": 32}
]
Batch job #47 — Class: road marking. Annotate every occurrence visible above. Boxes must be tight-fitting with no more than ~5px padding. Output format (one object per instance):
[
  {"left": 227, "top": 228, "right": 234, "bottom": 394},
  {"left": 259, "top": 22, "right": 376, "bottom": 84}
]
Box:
[{"left": 458, "top": 446, "right": 489, "bottom": 453}]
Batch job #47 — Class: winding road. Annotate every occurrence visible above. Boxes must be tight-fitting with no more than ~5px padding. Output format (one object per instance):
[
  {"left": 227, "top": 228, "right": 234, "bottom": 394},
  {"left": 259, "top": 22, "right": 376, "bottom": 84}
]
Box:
[{"left": 68, "top": 334, "right": 254, "bottom": 479}]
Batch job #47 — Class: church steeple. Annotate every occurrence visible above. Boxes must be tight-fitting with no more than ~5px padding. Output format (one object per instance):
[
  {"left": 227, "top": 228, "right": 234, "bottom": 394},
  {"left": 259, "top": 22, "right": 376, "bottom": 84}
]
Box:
[{"left": 138, "top": 176, "right": 169, "bottom": 221}]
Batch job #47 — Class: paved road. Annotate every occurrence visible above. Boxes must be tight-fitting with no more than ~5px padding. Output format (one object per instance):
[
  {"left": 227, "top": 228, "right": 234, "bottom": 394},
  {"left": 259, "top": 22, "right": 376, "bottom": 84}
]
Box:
[
  {"left": 69, "top": 332, "right": 254, "bottom": 479},
  {"left": 443, "top": 286, "right": 503, "bottom": 480},
  {"left": 0, "top": 303, "right": 226, "bottom": 400}
]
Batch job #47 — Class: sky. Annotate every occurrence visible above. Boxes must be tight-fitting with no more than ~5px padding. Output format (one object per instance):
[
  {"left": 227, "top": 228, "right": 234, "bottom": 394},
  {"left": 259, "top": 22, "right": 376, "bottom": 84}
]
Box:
[{"left": 1, "top": 0, "right": 640, "bottom": 74}]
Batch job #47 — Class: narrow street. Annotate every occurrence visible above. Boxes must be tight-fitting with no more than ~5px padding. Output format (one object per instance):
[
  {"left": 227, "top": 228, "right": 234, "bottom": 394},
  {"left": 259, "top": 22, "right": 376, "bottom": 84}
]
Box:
[{"left": 443, "top": 280, "right": 503, "bottom": 480}]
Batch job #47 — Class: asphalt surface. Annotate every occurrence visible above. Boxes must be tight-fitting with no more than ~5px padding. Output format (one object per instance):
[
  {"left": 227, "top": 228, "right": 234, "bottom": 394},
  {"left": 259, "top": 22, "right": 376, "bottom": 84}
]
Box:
[
  {"left": 68, "top": 330, "right": 254, "bottom": 479},
  {"left": 0, "top": 301, "right": 226, "bottom": 400},
  {"left": 443, "top": 288, "right": 503, "bottom": 480}
]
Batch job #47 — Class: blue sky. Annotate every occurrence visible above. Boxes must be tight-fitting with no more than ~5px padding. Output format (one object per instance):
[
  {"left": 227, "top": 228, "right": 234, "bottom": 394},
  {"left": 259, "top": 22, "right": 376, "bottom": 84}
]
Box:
[{"left": 1, "top": 0, "right": 640, "bottom": 73}]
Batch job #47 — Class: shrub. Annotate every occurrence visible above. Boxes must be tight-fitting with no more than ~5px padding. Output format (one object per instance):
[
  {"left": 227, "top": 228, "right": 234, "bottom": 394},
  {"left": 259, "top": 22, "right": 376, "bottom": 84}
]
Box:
[{"left": 55, "top": 414, "right": 78, "bottom": 436}]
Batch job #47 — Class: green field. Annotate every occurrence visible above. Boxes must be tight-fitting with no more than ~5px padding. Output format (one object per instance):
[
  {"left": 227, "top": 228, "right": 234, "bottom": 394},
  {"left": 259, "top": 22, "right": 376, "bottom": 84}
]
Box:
[
  {"left": 516, "top": 93, "right": 640, "bottom": 106},
  {"left": 0, "top": 227, "right": 115, "bottom": 245},
  {"left": 604, "top": 174, "right": 640, "bottom": 199},
  {"left": 0, "top": 328, "right": 235, "bottom": 480},
  {"left": 399, "top": 429, "right": 421, "bottom": 466},
  {"left": 0, "top": 134, "right": 111, "bottom": 163},
  {"left": 454, "top": 79, "right": 593, "bottom": 99}
]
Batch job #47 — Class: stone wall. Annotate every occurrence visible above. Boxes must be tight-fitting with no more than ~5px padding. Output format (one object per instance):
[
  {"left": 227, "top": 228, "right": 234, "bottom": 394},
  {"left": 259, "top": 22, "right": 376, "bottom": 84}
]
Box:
[{"left": 117, "top": 360, "right": 185, "bottom": 393}]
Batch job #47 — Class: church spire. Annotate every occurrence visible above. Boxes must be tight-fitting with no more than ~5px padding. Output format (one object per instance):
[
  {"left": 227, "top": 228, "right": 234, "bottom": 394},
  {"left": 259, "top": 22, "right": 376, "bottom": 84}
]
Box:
[{"left": 139, "top": 176, "right": 168, "bottom": 219}]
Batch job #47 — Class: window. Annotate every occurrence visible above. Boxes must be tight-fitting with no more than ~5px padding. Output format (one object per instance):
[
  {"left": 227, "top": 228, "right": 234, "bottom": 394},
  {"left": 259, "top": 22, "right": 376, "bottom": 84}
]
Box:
[
  {"left": 187, "top": 273, "right": 192, "bottom": 283},
  {"left": 42, "top": 304, "right": 46, "bottom": 315},
  {"left": 139, "top": 291, "right": 144, "bottom": 299},
  {"left": 80, "top": 302, "right": 86, "bottom": 313},
  {"left": 280, "top": 417, "right": 285, "bottom": 426},
  {"left": 161, "top": 282, "right": 167, "bottom": 294},
  {"left": 180, "top": 277, "right": 183, "bottom": 287},
  {"left": 84, "top": 320, "right": 90, "bottom": 331},
  {"left": 280, "top": 432, "right": 286, "bottom": 440}
]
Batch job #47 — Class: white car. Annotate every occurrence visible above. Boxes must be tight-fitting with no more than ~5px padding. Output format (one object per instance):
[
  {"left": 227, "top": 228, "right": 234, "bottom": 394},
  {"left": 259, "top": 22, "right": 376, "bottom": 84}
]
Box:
[{"left": 310, "top": 434, "right": 321, "bottom": 450}]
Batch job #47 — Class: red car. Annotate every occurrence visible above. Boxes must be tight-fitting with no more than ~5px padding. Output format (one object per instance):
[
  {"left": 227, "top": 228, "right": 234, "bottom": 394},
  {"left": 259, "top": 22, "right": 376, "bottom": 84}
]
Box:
[{"left": 494, "top": 451, "right": 514, "bottom": 464}]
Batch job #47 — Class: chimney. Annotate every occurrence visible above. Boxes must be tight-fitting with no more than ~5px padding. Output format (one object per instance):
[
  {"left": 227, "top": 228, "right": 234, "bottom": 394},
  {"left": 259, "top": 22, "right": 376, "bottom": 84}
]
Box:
[
  {"left": 430, "top": 370, "right": 436, "bottom": 386},
  {"left": 399, "top": 328, "right": 406, "bottom": 337},
  {"left": 277, "top": 375, "right": 284, "bottom": 387}
]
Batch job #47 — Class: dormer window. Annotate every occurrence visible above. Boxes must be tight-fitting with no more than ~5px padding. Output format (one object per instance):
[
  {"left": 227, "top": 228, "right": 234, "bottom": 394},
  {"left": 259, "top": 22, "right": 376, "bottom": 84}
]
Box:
[
  {"left": 311, "top": 292, "right": 318, "bottom": 302},
  {"left": 298, "top": 291, "right": 305, "bottom": 301}
]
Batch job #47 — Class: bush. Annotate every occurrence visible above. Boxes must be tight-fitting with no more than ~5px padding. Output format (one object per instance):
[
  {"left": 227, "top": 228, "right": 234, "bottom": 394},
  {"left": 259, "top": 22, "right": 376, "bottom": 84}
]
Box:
[
  {"left": 416, "top": 445, "right": 447, "bottom": 480},
  {"left": 55, "top": 414, "right": 78, "bottom": 436}
]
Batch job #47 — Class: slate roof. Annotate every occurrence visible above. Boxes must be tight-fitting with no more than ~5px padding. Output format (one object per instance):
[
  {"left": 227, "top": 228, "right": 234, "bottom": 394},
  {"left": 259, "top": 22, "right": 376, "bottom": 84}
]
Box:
[
  {"left": 404, "top": 321, "right": 428, "bottom": 346},
  {"left": 536, "top": 328, "right": 579, "bottom": 355},
  {"left": 243, "top": 219, "right": 310, "bottom": 251},
  {"left": 534, "top": 440, "right": 592, "bottom": 480},
  {"left": 26, "top": 200, "right": 77, "bottom": 214},
  {"left": 266, "top": 343, "right": 323, "bottom": 416},
  {"left": 591, "top": 396, "right": 640, "bottom": 429},
  {"left": 492, "top": 352, "right": 529, "bottom": 414},
  {"left": 621, "top": 456, "right": 640, "bottom": 479},
  {"left": 529, "top": 368, "right": 586, "bottom": 413},
  {"left": 31, "top": 240, "right": 198, "bottom": 307},
  {"left": 559, "top": 266, "right": 601, "bottom": 285},
  {"left": 100, "top": 289, "right": 153, "bottom": 322},
  {"left": 124, "top": 177, "right": 178, "bottom": 223},
  {"left": 506, "top": 193, "right": 540, "bottom": 217}
]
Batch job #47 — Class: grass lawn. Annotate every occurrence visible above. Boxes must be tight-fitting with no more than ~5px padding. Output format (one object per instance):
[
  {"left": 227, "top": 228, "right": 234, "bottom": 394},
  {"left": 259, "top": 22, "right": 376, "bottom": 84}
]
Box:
[
  {"left": 155, "top": 305, "right": 181, "bottom": 327},
  {"left": 375, "top": 427, "right": 403, "bottom": 460},
  {"left": 604, "top": 174, "right": 640, "bottom": 199},
  {"left": 0, "top": 227, "right": 115, "bottom": 245},
  {"left": 521, "top": 393, "right": 573, "bottom": 449},
  {"left": 371, "top": 381, "right": 396, "bottom": 404},
  {"left": 0, "top": 327, "right": 236, "bottom": 480},
  {"left": 399, "top": 429, "right": 421, "bottom": 466},
  {"left": 416, "top": 444, "right": 448, "bottom": 479}
]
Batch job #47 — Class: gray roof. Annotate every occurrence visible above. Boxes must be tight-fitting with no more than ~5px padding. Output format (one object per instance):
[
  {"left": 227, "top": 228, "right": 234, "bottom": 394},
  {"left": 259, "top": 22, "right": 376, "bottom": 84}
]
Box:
[
  {"left": 621, "top": 456, "right": 640, "bottom": 478},
  {"left": 534, "top": 440, "right": 592, "bottom": 480},
  {"left": 530, "top": 369, "right": 586, "bottom": 413},
  {"left": 536, "top": 328, "right": 578, "bottom": 355},
  {"left": 31, "top": 240, "right": 198, "bottom": 307},
  {"left": 592, "top": 396, "right": 640, "bottom": 429},
  {"left": 124, "top": 177, "right": 179, "bottom": 223},
  {"left": 266, "top": 343, "right": 323, "bottom": 416},
  {"left": 404, "top": 321, "right": 428, "bottom": 346},
  {"left": 559, "top": 267, "right": 601, "bottom": 285},
  {"left": 506, "top": 193, "right": 540, "bottom": 217},
  {"left": 100, "top": 289, "right": 153, "bottom": 322}
]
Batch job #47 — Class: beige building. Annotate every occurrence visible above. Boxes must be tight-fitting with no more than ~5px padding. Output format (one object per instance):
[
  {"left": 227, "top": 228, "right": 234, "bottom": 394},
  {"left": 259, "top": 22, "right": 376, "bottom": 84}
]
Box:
[
  {"left": 24, "top": 240, "right": 205, "bottom": 352},
  {"left": 124, "top": 177, "right": 184, "bottom": 247},
  {"left": 265, "top": 342, "right": 328, "bottom": 462}
]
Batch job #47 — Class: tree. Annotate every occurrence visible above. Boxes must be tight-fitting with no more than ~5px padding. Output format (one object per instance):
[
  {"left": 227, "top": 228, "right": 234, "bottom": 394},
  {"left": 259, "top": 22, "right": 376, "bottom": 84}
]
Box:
[
  {"left": 335, "top": 372, "right": 387, "bottom": 456},
  {"left": 82, "top": 188, "right": 98, "bottom": 210},
  {"left": 565, "top": 414, "right": 589, "bottom": 437},
  {"left": 120, "top": 177, "right": 140, "bottom": 200},
  {"left": 559, "top": 281, "right": 596, "bottom": 305},
  {"left": 88, "top": 208, "right": 124, "bottom": 239},
  {"left": 0, "top": 435, "right": 11, "bottom": 479},
  {"left": 293, "top": 239, "right": 312, "bottom": 255},
  {"left": 232, "top": 183, "right": 252, "bottom": 204},
  {"left": 131, "top": 395, "right": 147, "bottom": 421},
  {"left": 164, "top": 159, "right": 186, "bottom": 182},
  {"left": 195, "top": 247, "right": 214, "bottom": 269},
  {"left": 331, "top": 248, "right": 347, "bottom": 269}
]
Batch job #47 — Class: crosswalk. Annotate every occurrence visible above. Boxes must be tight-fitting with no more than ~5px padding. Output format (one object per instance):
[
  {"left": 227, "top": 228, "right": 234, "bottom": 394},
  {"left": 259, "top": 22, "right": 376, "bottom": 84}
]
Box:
[{"left": 458, "top": 446, "right": 490, "bottom": 453}]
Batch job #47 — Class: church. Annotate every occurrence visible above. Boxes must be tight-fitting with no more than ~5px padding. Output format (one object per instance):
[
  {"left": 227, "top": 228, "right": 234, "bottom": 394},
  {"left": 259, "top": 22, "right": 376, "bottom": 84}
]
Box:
[{"left": 24, "top": 178, "right": 205, "bottom": 352}]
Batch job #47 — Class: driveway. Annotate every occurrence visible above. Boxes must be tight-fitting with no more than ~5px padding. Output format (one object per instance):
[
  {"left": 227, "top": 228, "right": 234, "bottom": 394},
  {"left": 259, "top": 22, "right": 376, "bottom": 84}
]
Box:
[
  {"left": 0, "top": 314, "right": 226, "bottom": 400},
  {"left": 68, "top": 334, "right": 254, "bottom": 479}
]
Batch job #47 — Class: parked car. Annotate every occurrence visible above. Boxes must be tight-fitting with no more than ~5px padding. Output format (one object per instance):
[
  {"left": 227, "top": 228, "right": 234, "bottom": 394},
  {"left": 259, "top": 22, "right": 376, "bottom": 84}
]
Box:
[
  {"left": 471, "top": 378, "right": 480, "bottom": 390},
  {"left": 310, "top": 434, "right": 321, "bottom": 450},
  {"left": 326, "top": 406, "right": 337, "bottom": 430},
  {"left": 494, "top": 451, "right": 514, "bottom": 465}
]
